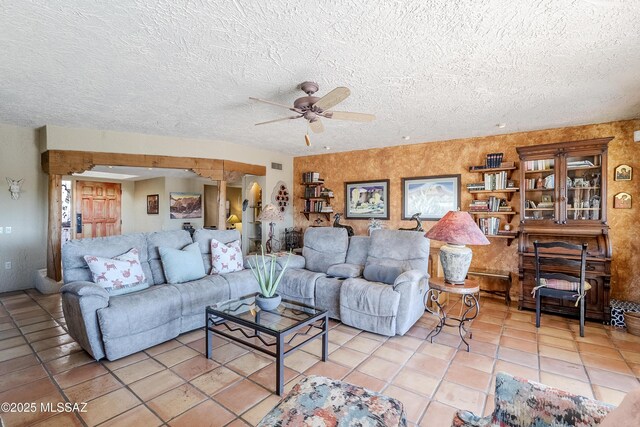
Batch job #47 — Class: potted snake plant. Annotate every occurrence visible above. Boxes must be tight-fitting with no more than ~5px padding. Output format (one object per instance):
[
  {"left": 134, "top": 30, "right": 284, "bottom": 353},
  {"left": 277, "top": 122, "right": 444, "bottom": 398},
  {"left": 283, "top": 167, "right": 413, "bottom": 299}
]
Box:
[{"left": 247, "top": 247, "right": 291, "bottom": 311}]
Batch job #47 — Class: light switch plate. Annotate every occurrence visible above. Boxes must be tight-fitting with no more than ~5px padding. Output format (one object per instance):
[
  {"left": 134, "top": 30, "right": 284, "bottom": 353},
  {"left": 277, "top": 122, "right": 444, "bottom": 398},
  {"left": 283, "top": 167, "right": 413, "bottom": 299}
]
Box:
[
  {"left": 5, "top": 227, "right": 11, "bottom": 234},
  {"left": 4, "top": 262, "right": 11, "bottom": 270}
]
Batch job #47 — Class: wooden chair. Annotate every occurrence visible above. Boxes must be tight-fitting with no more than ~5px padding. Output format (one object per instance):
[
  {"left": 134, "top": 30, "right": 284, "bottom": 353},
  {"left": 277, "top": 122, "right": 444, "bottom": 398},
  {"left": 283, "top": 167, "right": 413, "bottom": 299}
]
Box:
[{"left": 533, "top": 241, "right": 589, "bottom": 337}]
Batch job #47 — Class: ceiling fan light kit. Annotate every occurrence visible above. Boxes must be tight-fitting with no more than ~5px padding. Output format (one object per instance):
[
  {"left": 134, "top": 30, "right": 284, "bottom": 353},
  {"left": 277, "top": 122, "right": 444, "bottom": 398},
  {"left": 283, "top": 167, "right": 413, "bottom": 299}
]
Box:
[{"left": 250, "top": 81, "right": 375, "bottom": 145}]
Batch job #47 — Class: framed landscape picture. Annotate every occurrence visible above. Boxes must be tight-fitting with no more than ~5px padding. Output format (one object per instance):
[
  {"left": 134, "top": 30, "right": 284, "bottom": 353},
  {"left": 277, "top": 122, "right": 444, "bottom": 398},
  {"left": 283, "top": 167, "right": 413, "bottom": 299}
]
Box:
[
  {"left": 169, "top": 192, "right": 202, "bottom": 219},
  {"left": 402, "top": 174, "right": 460, "bottom": 220},
  {"left": 344, "top": 180, "right": 390, "bottom": 219},
  {"left": 146, "top": 194, "right": 159, "bottom": 215}
]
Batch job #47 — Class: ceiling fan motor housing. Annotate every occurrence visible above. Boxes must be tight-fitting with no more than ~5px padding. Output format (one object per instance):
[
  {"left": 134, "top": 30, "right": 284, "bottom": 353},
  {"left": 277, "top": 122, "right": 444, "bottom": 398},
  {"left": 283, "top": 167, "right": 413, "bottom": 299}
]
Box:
[{"left": 294, "top": 96, "right": 321, "bottom": 112}]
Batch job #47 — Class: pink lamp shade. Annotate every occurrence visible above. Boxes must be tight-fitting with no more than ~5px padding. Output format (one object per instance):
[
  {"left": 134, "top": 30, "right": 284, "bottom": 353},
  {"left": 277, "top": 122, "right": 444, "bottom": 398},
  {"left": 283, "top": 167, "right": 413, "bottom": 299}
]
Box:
[{"left": 425, "top": 211, "right": 489, "bottom": 246}]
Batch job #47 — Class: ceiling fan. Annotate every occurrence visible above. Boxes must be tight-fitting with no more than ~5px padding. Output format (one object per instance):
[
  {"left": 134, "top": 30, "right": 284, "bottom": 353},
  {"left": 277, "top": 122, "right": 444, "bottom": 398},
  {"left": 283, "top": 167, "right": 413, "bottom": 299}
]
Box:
[{"left": 249, "top": 81, "right": 375, "bottom": 146}]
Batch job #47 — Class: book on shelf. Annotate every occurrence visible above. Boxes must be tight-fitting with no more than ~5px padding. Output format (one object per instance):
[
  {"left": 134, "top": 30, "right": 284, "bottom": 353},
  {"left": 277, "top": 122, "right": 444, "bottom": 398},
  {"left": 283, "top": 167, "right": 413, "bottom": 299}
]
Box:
[
  {"left": 483, "top": 171, "right": 509, "bottom": 190},
  {"left": 524, "top": 159, "right": 554, "bottom": 171},
  {"left": 485, "top": 153, "right": 504, "bottom": 168},
  {"left": 467, "top": 182, "right": 486, "bottom": 191},
  {"left": 302, "top": 172, "right": 323, "bottom": 183},
  {"left": 477, "top": 217, "right": 501, "bottom": 235}
]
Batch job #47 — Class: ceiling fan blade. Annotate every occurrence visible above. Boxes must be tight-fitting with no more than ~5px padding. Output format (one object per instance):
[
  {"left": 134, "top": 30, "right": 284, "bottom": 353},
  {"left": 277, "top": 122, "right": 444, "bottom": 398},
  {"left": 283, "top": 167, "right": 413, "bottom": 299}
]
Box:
[
  {"left": 325, "top": 111, "right": 376, "bottom": 122},
  {"left": 249, "top": 97, "right": 298, "bottom": 112},
  {"left": 254, "top": 115, "right": 301, "bottom": 126},
  {"left": 309, "top": 119, "right": 324, "bottom": 134},
  {"left": 313, "top": 87, "right": 351, "bottom": 111}
]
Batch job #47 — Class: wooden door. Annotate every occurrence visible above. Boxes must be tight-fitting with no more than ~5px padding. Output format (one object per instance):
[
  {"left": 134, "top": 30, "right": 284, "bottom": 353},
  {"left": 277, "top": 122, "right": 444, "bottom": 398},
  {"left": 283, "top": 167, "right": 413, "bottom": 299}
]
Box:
[{"left": 74, "top": 181, "right": 122, "bottom": 239}]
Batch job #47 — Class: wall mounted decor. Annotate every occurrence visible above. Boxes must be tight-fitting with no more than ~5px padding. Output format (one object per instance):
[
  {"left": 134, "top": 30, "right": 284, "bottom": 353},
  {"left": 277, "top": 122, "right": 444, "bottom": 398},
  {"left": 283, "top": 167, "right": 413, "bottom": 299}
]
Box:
[
  {"left": 402, "top": 175, "right": 461, "bottom": 220},
  {"left": 271, "top": 181, "right": 290, "bottom": 213},
  {"left": 614, "top": 164, "right": 632, "bottom": 181},
  {"left": 169, "top": 192, "right": 202, "bottom": 219},
  {"left": 147, "top": 194, "right": 159, "bottom": 215},
  {"left": 344, "top": 180, "right": 389, "bottom": 219},
  {"left": 614, "top": 192, "right": 632, "bottom": 209},
  {"left": 6, "top": 177, "right": 24, "bottom": 200}
]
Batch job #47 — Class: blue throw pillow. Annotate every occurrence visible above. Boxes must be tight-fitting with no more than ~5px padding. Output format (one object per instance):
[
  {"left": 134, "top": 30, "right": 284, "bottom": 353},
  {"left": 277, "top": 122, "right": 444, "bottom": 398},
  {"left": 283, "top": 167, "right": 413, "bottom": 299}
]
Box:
[{"left": 159, "top": 242, "right": 206, "bottom": 284}]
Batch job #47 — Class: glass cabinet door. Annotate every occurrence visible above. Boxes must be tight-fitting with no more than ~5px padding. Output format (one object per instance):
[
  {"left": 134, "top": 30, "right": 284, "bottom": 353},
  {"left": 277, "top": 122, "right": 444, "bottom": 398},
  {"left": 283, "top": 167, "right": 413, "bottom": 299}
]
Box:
[
  {"left": 565, "top": 154, "right": 602, "bottom": 221},
  {"left": 522, "top": 157, "right": 556, "bottom": 221}
]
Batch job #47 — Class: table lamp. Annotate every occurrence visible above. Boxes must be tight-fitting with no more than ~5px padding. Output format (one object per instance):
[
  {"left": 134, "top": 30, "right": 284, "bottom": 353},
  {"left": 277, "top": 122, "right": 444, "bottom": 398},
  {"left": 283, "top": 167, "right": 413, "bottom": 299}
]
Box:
[
  {"left": 425, "top": 211, "right": 489, "bottom": 284},
  {"left": 257, "top": 203, "right": 284, "bottom": 253},
  {"left": 226, "top": 214, "right": 240, "bottom": 229}
]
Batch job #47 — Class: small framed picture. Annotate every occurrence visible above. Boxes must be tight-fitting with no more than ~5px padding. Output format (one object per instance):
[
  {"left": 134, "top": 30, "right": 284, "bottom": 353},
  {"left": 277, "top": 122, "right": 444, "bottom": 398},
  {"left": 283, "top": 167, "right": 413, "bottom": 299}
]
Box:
[
  {"left": 613, "top": 192, "right": 632, "bottom": 209},
  {"left": 147, "top": 194, "right": 159, "bottom": 215},
  {"left": 344, "top": 180, "right": 390, "bottom": 219},
  {"left": 541, "top": 195, "right": 552, "bottom": 204},
  {"left": 614, "top": 165, "right": 632, "bottom": 181}
]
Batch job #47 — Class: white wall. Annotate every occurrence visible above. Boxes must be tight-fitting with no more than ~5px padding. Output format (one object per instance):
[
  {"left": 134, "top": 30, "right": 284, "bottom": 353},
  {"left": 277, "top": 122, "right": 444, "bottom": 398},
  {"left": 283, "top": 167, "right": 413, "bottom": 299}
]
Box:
[
  {"left": 0, "top": 124, "right": 47, "bottom": 292},
  {"left": 133, "top": 177, "right": 165, "bottom": 232}
]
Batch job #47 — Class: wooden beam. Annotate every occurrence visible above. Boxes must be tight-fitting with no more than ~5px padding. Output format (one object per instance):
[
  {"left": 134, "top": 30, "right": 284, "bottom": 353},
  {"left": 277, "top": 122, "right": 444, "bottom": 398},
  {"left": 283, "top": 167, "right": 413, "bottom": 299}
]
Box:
[
  {"left": 217, "top": 180, "right": 227, "bottom": 231},
  {"left": 47, "top": 174, "right": 62, "bottom": 281},
  {"left": 223, "top": 160, "right": 266, "bottom": 176}
]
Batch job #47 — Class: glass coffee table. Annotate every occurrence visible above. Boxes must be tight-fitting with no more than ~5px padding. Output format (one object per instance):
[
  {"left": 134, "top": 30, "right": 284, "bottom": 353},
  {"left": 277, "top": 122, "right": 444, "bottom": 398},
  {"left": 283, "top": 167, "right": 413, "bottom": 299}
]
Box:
[{"left": 206, "top": 293, "right": 329, "bottom": 395}]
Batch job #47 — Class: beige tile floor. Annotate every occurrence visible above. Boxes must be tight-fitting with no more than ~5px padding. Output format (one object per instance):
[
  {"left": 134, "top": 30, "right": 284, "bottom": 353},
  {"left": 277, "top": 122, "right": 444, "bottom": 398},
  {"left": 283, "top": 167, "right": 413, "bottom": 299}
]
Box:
[{"left": 1, "top": 289, "right": 640, "bottom": 426}]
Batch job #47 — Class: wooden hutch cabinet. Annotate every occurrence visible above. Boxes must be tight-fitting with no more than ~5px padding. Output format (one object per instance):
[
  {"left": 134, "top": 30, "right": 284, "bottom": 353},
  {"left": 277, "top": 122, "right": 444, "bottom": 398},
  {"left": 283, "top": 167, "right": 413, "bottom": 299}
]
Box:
[{"left": 516, "top": 137, "right": 613, "bottom": 323}]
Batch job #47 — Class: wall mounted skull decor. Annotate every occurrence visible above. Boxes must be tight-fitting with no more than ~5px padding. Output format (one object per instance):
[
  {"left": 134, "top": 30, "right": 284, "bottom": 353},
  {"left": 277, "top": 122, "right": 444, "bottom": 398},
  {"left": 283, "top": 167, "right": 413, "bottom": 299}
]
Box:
[{"left": 6, "top": 178, "right": 24, "bottom": 200}]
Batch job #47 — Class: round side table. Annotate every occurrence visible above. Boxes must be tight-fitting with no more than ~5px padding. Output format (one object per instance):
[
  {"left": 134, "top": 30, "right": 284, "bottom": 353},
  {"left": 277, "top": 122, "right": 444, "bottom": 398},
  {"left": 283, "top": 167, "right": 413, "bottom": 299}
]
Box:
[{"left": 425, "top": 277, "right": 480, "bottom": 352}]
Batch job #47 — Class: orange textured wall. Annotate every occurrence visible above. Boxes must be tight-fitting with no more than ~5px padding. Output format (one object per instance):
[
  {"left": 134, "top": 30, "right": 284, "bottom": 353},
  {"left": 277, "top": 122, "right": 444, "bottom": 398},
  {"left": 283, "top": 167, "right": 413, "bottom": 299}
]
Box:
[{"left": 294, "top": 119, "right": 640, "bottom": 302}]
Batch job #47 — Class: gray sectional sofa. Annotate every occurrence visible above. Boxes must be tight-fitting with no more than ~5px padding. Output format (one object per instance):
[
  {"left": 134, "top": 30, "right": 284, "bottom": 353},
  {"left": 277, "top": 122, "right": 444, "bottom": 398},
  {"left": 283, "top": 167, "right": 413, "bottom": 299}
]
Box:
[{"left": 61, "top": 227, "right": 430, "bottom": 361}]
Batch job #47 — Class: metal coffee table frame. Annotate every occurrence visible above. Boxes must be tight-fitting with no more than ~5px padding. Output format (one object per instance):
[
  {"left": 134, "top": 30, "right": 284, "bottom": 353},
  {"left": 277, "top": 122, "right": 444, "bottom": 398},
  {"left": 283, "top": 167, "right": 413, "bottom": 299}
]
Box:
[{"left": 206, "top": 294, "right": 328, "bottom": 395}]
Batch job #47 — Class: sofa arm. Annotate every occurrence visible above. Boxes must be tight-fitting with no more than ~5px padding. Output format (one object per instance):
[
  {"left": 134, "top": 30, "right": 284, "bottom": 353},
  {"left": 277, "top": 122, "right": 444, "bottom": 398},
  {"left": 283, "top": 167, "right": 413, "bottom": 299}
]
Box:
[
  {"left": 61, "top": 281, "right": 110, "bottom": 299},
  {"left": 392, "top": 270, "right": 429, "bottom": 335},
  {"left": 393, "top": 270, "right": 429, "bottom": 288},
  {"left": 61, "top": 281, "right": 109, "bottom": 360}
]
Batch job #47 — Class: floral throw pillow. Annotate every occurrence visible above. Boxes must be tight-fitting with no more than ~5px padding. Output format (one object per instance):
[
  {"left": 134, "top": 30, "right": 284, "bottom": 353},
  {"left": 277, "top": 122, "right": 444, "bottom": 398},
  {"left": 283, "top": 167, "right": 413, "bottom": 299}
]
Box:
[
  {"left": 84, "top": 248, "right": 149, "bottom": 296},
  {"left": 211, "top": 239, "right": 244, "bottom": 274}
]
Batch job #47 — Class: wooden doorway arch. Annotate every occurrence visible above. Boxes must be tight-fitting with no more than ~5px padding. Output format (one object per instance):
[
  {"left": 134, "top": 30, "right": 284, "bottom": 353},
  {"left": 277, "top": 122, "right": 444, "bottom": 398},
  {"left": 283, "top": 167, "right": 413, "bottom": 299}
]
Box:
[{"left": 41, "top": 150, "right": 266, "bottom": 281}]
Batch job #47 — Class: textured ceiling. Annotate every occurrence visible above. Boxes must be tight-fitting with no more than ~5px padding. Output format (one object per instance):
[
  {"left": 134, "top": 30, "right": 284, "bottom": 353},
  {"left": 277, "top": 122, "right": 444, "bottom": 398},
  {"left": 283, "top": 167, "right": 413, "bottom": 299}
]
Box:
[{"left": 1, "top": 1, "right": 639, "bottom": 156}]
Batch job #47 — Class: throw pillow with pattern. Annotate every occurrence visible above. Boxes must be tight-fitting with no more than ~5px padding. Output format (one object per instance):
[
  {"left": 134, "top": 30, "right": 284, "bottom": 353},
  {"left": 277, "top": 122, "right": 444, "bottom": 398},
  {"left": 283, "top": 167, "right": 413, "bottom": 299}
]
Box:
[
  {"left": 84, "top": 248, "right": 149, "bottom": 296},
  {"left": 211, "top": 239, "right": 244, "bottom": 274}
]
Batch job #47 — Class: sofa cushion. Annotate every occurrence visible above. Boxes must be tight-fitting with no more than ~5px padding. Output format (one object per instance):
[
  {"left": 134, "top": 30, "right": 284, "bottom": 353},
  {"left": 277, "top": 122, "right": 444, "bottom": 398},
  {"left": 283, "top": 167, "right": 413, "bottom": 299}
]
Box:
[
  {"left": 159, "top": 242, "right": 206, "bottom": 284},
  {"left": 363, "top": 263, "right": 404, "bottom": 285},
  {"left": 327, "top": 263, "right": 363, "bottom": 279},
  {"left": 146, "top": 230, "right": 194, "bottom": 285},
  {"left": 302, "top": 227, "right": 349, "bottom": 273},
  {"left": 315, "top": 276, "right": 343, "bottom": 320},
  {"left": 346, "top": 236, "right": 371, "bottom": 266},
  {"left": 170, "top": 275, "right": 230, "bottom": 317},
  {"left": 366, "top": 229, "right": 429, "bottom": 272},
  {"left": 84, "top": 248, "right": 149, "bottom": 296},
  {"left": 339, "top": 278, "right": 400, "bottom": 336},
  {"left": 221, "top": 268, "right": 261, "bottom": 299},
  {"left": 62, "top": 233, "right": 152, "bottom": 285},
  {"left": 211, "top": 239, "right": 244, "bottom": 274},
  {"left": 97, "top": 285, "right": 182, "bottom": 340},
  {"left": 193, "top": 229, "right": 242, "bottom": 275}
]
